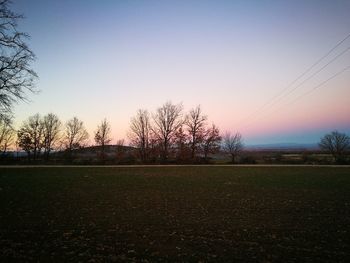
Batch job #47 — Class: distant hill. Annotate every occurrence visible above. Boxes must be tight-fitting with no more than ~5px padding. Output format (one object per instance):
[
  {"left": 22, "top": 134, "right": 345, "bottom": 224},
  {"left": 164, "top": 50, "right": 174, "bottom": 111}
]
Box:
[{"left": 245, "top": 143, "right": 319, "bottom": 151}]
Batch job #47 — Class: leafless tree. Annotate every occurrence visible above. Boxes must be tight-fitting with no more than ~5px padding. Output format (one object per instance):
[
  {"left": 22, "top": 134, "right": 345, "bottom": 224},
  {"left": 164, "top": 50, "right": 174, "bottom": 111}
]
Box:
[
  {"left": 319, "top": 130, "right": 350, "bottom": 163},
  {"left": 42, "top": 113, "right": 61, "bottom": 160},
  {"left": 63, "top": 117, "right": 89, "bottom": 152},
  {"left": 94, "top": 118, "right": 112, "bottom": 158},
  {"left": 174, "top": 125, "right": 190, "bottom": 162},
  {"left": 185, "top": 105, "right": 207, "bottom": 159},
  {"left": 17, "top": 113, "right": 44, "bottom": 160},
  {"left": 0, "top": 117, "right": 14, "bottom": 154},
  {"left": 152, "top": 101, "right": 183, "bottom": 161},
  {"left": 128, "top": 109, "right": 151, "bottom": 162},
  {"left": 202, "top": 124, "right": 221, "bottom": 162},
  {"left": 223, "top": 132, "right": 244, "bottom": 164},
  {"left": 0, "top": 0, "right": 37, "bottom": 121},
  {"left": 17, "top": 128, "right": 32, "bottom": 158},
  {"left": 148, "top": 129, "right": 161, "bottom": 162}
]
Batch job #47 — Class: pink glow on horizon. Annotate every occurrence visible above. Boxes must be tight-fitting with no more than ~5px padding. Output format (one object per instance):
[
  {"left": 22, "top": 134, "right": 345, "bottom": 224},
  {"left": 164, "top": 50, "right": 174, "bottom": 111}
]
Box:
[
  {"left": 218, "top": 82, "right": 350, "bottom": 141},
  {"left": 238, "top": 110, "right": 349, "bottom": 138}
]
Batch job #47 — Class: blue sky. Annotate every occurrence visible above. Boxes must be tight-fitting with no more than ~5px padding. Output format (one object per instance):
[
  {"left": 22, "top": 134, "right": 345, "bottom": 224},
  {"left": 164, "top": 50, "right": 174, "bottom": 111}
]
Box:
[{"left": 12, "top": 0, "right": 350, "bottom": 144}]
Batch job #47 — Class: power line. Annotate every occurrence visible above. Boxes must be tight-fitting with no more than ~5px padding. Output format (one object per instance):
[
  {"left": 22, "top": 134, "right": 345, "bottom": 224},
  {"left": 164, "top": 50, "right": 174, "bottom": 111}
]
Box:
[
  {"left": 240, "top": 65, "right": 350, "bottom": 130},
  {"left": 255, "top": 45, "right": 350, "bottom": 113},
  {"left": 284, "top": 65, "right": 350, "bottom": 108},
  {"left": 236, "top": 32, "right": 350, "bottom": 128}
]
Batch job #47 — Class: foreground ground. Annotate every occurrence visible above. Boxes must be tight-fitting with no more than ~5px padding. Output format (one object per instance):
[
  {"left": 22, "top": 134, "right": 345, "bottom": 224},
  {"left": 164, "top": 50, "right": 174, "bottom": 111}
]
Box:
[{"left": 0, "top": 166, "right": 349, "bottom": 262}]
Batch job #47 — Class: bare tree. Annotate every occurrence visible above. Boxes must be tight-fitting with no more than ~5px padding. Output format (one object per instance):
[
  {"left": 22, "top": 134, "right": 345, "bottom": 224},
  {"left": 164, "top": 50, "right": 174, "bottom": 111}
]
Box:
[
  {"left": 0, "top": 0, "right": 37, "bottom": 121},
  {"left": 202, "top": 124, "right": 221, "bottom": 162},
  {"left": 174, "top": 125, "right": 190, "bottom": 162},
  {"left": 185, "top": 105, "right": 207, "bottom": 159},
  {"left": 148, "top": 129, "right": 161, "bottom": 162},
  {"left": 128, "top": 109, "right": 150, "bottom": 162},
  {"left": 17, "top": 128, "right": 32, "bottom": 159},
  {"left": 94, "top": 118, "right": 112, "bottom": 158},
  {"left": 63, "top": 117, "right": 89, "bottom": 152},
  {"left": 319, "top": 130, "right": 350, "bottom": 163},
  {"left": 223, "top": 132, "right": 244, "bottom": 164},
  {"left": 152, "top": 101, "right": 183, "bottom": 161},
  {"left": 42, "top": 113, "right": 61, "bottom": 160},
  {"left": 17, "top": 113, "right": 44, "bottom": 160},
  {"left": 0, "top": 117, "right": 14, "bottom": 155}
]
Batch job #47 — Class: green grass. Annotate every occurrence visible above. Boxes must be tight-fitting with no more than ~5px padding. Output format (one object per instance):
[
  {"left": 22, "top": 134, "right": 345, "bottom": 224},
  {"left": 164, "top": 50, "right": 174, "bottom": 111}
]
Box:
[{"left": 0, "top": 166, "right": 350, "bottom": 261}]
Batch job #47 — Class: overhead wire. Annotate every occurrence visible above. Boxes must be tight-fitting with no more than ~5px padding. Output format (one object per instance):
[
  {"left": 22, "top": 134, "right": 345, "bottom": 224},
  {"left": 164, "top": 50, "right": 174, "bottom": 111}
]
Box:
[
  {"left": 251, "top": 45, "right": 350, "bottom": 114},
  {"left": 236, "top": 32, "right": 350, "bottom": 129},
  {"left": 283, "top": 65, "right": 350, "bottom": 108},
  {"left": 239, "top": 65, "right": 350, "bottom": 130}
]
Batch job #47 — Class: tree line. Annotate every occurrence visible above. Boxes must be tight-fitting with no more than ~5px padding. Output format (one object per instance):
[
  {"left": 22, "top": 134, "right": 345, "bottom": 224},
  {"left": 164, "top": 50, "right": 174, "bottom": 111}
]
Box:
[
  {"left": 128, "top": 102, "right": 242, "bottom": 163},
  {"left": 0, "top": 101, "right": 244, "bottom": 164},
  {"left": 1, "top": 104, "right": 350, "bottom": 165}
]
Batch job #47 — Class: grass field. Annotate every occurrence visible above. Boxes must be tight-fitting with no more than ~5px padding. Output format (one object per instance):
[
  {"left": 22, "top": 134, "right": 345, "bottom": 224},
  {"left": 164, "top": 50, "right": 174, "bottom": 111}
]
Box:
[{"left": 1, "top": 166, "right": 350, "bottom": 262}]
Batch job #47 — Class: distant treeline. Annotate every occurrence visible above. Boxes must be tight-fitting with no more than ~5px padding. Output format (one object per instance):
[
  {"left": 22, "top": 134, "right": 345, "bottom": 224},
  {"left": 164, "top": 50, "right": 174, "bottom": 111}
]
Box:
[
  {"left": 1, "top": 101, "right": 349, "bottom": 165},
  {"left": 0, "top": 102, "right": 244, "bottom": 164}
]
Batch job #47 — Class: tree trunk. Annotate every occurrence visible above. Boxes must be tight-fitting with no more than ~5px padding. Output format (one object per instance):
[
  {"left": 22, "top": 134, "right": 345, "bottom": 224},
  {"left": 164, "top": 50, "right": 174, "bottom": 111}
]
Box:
[
  {"left": 163, "top": 140, "right": 168, "bottom": 161},
  {"left": 191, "top": 143, "right": 195, "bottom": 160}
]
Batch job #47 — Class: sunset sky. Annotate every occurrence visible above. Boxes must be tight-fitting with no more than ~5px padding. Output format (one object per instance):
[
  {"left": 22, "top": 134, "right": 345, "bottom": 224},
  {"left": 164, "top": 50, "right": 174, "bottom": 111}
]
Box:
[{"left": 12, "top": 0, "right": 350, "bottom": 145}]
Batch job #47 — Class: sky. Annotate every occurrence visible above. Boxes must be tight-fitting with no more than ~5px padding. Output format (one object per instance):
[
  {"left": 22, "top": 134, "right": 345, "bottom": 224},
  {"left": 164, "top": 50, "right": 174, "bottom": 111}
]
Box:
[{"left": 11, "top": 0, "right": 350, "bottom": 145}]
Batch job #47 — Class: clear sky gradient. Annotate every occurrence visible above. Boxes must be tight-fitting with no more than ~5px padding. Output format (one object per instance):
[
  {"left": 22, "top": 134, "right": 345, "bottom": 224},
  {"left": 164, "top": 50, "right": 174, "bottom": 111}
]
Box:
[{"left": 12, "top": 0, "right": 350, "bottom": 145}]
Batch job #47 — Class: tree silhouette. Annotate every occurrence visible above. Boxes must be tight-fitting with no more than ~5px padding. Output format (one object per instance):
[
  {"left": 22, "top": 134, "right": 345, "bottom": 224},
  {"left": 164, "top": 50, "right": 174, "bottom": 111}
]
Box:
[
  {"left": 17, "top": 114, "right": 44, "bottom": 160},
  {"left": 152, "top": 101, "right": 183, "bottom": 161},
  {"left": 42, "top": 113, "right": 61, "bottom": 160},
  {"left": 129, "top": 109, "right": 150, "bottom": 162},
  {"left": 186, "top": 105, "right": 207, "bottom": 160},
  {"left": 202, "top": 124, "right": 221, "bottom": 162},
  {"left": 63, "top": 117, "right": 89, "bottom": 152},
  {"left": 223, "top": 132, "right": 244, "bottom": 164},
  {"left": 0, "top": 117, "right": 14, "bottom": 155},
  {"left": 319, "top": 130, "right": 350, "bottom": 164},
  {"left": 0, "top": 0, "right": 37, "bottom": 121},
  {"left": 94, "top": 118, "right": 112, "bottom": 160}
]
